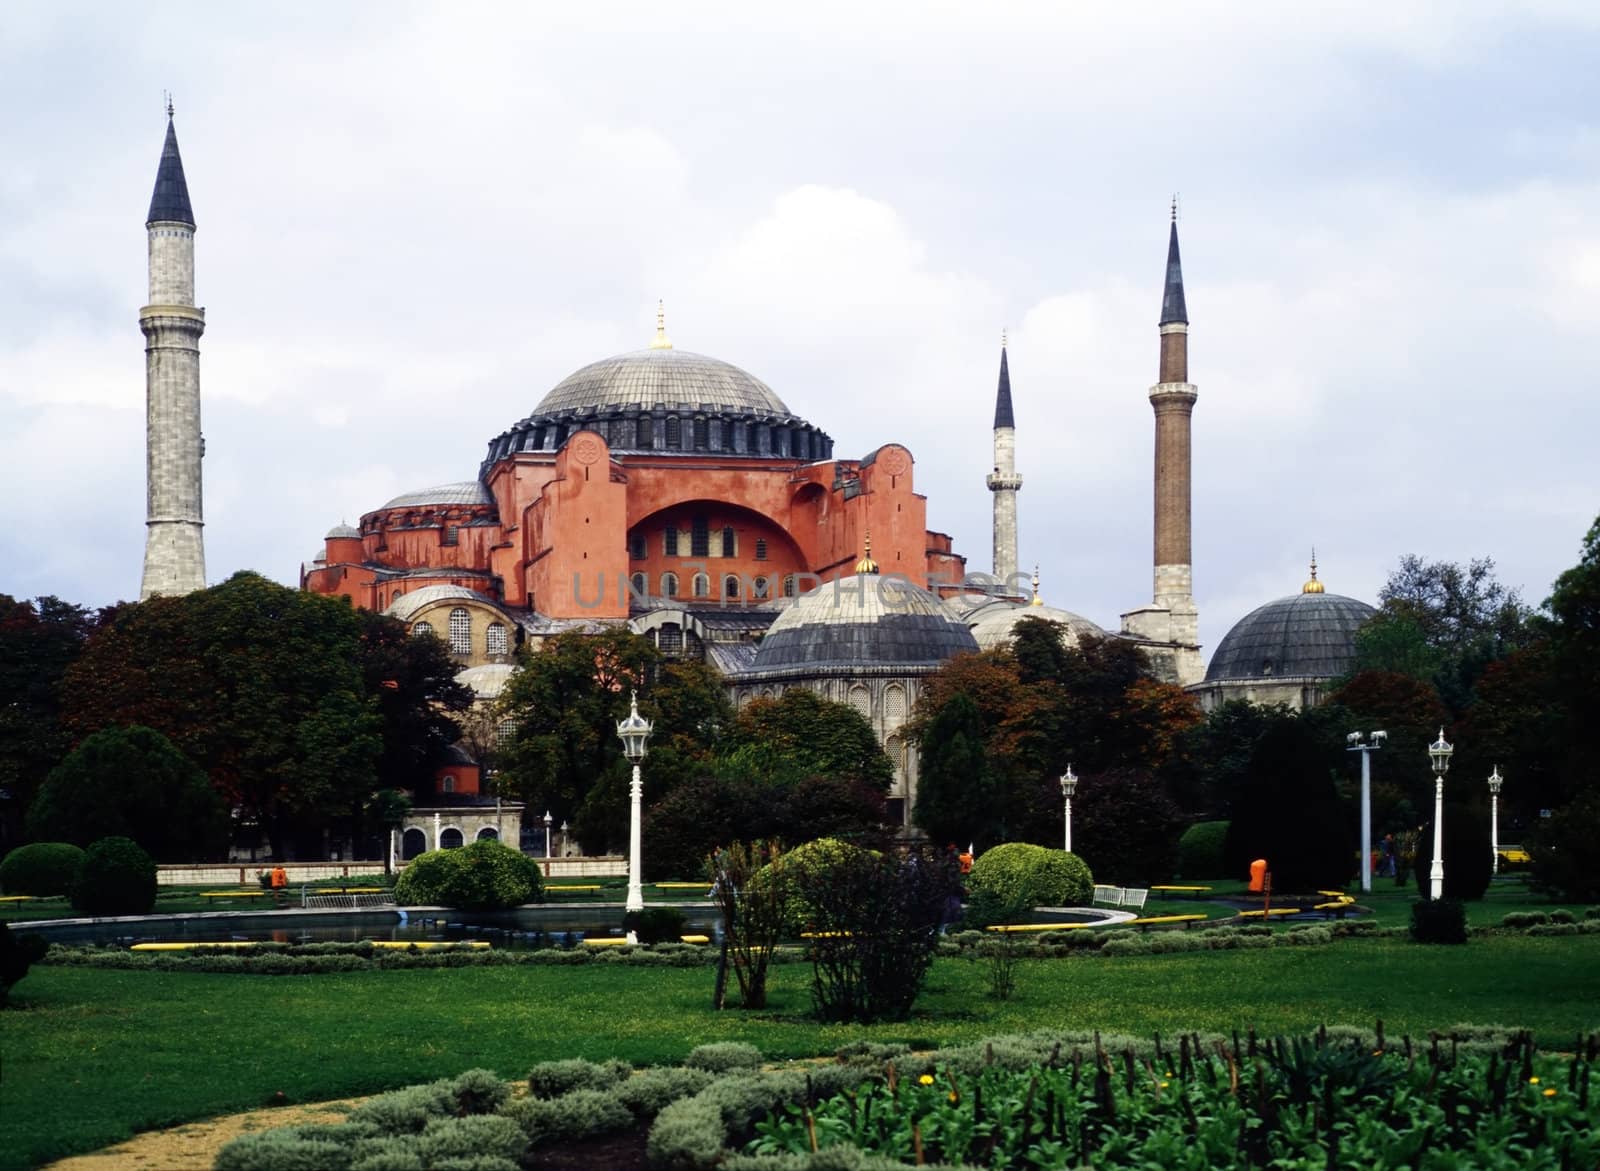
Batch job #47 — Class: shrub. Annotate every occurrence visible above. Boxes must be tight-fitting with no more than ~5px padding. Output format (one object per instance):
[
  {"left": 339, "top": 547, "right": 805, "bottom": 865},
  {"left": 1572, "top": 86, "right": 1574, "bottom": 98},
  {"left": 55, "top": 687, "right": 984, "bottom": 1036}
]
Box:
[
  {"left": 527, "top": 1057, "right": 631, "bottom": 1098},
  {"left": 1069, "top": 766, "right": 1184, "bottom": 885},
  {"left": 411, "top": 1116, "right": 525, "bottom": 1165},
  {"left": 613, "top": 1067, "right": 714, "bottom": 1119},
  {"left": 710, "top": 840, "right": 788, "bottom": 1008},
  {"left": 215, "top": 1131, "right": 357, "bottom": 1170},
  {"left": 625, "top": 905, "right": 687, "bottom": 944},
  {"left": 1500, "top": 911, "right": 1549, "bottom": 929},
  {"left": 647, "top": 1095, "right": 726, "bottom": 1170},
  {"left": 70, "top": 836, "right": 156, "bottom": 915},
  {"left": 968, "top": 842, "right": 1093, "bottom": 910},
  {"left": 1413, "top": 802, "right": 1493, "bottom": 901},
  {"left": 0, "top": 841, "right": 85, "bottom": 896},
  {"left": 347, "top": 1081, "right": 458, "bottom": 1134},
  {"left": 1410, "top": 897, "right": 1468, "bottom": 944},
  {"left": 1, "top": 923, "right": 48, "bottom": 1007},
  {"left": 393, "top": 839, "right": 542, "bottom": 910},
  {"left": 1527, "top": 793, "right": 1600, "bottom": 902},
  {"left": 1548, "top": 908, "right": 1575, "bottom": 925},
  {"left": 685, "top": 1042, "right": 763, "bottom": 1074},
  {"left": 508, "top": 1088, "right": 633, "bottom": 1146},
  {"left": 1176, "top": 820, "right": 1229, "bottom": 879},
  {"left": 1222, "top": 720, "right": 1354, "bottom": 892}
]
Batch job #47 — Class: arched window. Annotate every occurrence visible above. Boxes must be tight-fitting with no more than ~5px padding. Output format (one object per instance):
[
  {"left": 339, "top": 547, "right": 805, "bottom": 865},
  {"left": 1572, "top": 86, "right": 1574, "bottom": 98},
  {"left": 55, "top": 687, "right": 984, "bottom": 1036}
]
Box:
[
  {"left": 401, "top": 828, "right": 427, "bottom": 860},
  {"left": 691, "top": 516, "right": 710, "bottom": 557},
  {"left": 485, "top": 623, "right": 508, "bottom": 657},
  {"left": 448, "top": 608, "right": 471, "bottom": 655},
  {"left": 413, "top": 620, "right": 434, "bottom": 639},
  {"left": 884, "top": 683, "right": 907, "bottom": 726},
  {"left": 848, "top": 684, "right": 871, "bottom": 718},
  {"left": 630, "top": 572, "right": 648, "bottom": 598},
  {"left": 752, "top": 576, "right": 770, "bottom": 599},
  {"left": 637, "top": 417, "right": 653, "bottom": 449},
  {"left": 441, "top": 775, "right": 456, "bottom": 794},
  {"left": 661, "top": 572, "right": 679, "bottom": 598},
  {"left": 496, "top": 719, "right": 516, "bottom": 746},
  {"left": 782, "top": 575, "right": 797, "bottom": 598},
  {"left": 440, "top": 827, "right": 464, "bottom": 849},
  {"left": 665, "top": 416, "right": 681, "bottom": 448},
  {"left": 693, "top": 417, "right": 709, "bottom": 449},
  {"left": 722, "top": 526, "right": 736, "bottom": 556},
  {"left": 658, "top": 623, "right": 683, "bottom": 653},
  {"left": 629, "top": 533, "right": 647, "bottom": 560},
  {"left": 692, "top": 573, "right": 711, "bottom": 598},
  {"left": 754, "top": 538, "right": 768, "bottom": 561},
  {"left": 724, "top": 574, "right": 740, "bottom": 599},
  {"left": 475, "top": 826, "right": 498, "bottom": 841}
]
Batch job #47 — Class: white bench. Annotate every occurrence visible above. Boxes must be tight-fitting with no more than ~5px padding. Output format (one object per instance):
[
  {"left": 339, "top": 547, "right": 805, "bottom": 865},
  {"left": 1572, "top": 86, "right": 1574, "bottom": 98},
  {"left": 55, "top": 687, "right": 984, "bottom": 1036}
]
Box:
[
  {"left": 1120, "top": 888, "right": 1149, "bottom": 911},
  {"left": 1092, "top": 885, "right": 1123, "bottom": 907}
]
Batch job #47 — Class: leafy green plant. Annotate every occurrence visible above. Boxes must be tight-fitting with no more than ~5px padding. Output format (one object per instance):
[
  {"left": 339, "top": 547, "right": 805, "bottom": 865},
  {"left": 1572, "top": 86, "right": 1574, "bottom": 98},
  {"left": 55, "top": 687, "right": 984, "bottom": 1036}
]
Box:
[
  {"left": 685, "top": 1042, "right": 763, "bottom": 1074},
  {"left": 1410, "top": 897, "right": 1469, "bottom": 944},
  {"left": 392, "top": 839, "right": 543, "bottom": 910},
  {"left": 1176, "top": 820, "right": 1229, "bottom": 878},
  {"left": 624, "top": 905, "right": 687, "bottom": 944},
  {"left": 710, "top": 840, "right": 788, "bottom": 1009},
  {"left": 71, "top": 836, "right": 156, "bottom": 915},
  {"left": 968, "top": 842, "right": 1093, "bottom": 911},
  {"left": 0, "top": 923, "right": 48, "bottom": 1007},
  {"left": 0, "top": 841, "right": 85, "bottom": 896},
  {"left": 527, "top": 1057, "right": 631, "bottom": 1098}
]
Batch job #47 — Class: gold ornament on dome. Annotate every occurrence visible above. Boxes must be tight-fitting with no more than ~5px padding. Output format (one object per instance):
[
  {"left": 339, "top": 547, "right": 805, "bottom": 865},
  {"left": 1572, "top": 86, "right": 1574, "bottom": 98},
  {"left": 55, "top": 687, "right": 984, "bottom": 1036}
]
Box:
[
  {"left": 1302, "top": 550, "right": 1326, "bottom": 594},
  {"left": 649, "top": 299, "right": 673, "bottom": 350},
  {"left": 855, "top": 529, "right": 880, "bottom": 575}
]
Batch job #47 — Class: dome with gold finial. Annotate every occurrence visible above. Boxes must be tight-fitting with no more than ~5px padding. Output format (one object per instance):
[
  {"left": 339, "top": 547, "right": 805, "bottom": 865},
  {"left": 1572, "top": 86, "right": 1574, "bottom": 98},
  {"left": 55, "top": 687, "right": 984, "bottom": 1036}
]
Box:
[
  {"left": 1205, "top": 560, "right": 1374, "bottom": 683},
  {"left": 855, "top": 531, "right": 880, "bottom": 576},
  {"left": 968, "top": 564, "right": 1107, "bottom": 652}
]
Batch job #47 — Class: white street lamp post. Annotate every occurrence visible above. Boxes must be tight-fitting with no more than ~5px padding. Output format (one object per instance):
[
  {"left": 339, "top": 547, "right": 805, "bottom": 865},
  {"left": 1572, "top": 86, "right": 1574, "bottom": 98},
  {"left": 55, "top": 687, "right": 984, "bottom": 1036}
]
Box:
[
  {"left": 1346, "top": 730, "right": 1387, "bottom": 893},
  {"left": 1059, "top": 765, "right": 1078, "bottom": 854},
  {"left": 543, "top": 810, "right": 553, "bottom": 860},
  {"left": 1427, "top": 728, "right": 1454, "bottom": 900},
  {"left": 1487, "top": 766, "right": 1504, "bottom": 875},
  {"left": 616, "top": 691, "right": 653, "bottom": 915}
]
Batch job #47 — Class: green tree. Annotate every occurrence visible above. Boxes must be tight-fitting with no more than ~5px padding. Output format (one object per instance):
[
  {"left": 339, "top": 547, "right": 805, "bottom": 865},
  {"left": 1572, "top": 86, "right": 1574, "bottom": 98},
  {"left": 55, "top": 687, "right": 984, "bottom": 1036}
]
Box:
[
  {"left": 60, "top": 573, "right": 384, "bottom": 857},
  {"left": 718, "top": 690, "right": 890, "bottom": 790},
  {"left": 1543, "top": 513, "right": 1600, "bottom": 801},
  {"left": 912, "top": 692, "right": 1001, "bottom": 847},
  {"left": 0, "top": 595, "right": 93, "bottom": 849},
  {"left": 1222, "top": 717, "right": 1354, "bottom": 891},
  {"left": 354, "top": 609, "right": 473, "bottom": 792},
  {"left": 26, "top": 725, "right": 229, "bottom": 860}
]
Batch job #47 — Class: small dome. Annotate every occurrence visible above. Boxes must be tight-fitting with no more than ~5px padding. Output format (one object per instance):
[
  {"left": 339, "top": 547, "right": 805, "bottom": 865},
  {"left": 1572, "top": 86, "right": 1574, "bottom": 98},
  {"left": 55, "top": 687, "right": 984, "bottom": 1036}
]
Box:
[
  {"left": 1205, "top": 591, "right": 1376, "bottom": 682},
  {"left": 386, "top": 584, "right": 492, "bottom": 623},
  {"left": 534, "top": 348, "right": 790, "bottom": 417},
  {"left": 325, "top": 523, "right": 360, "bottom": 540},
  {"left": 455, "top": 663, "right": 517, "bottom": 700},
  {"left": 380, "top": 481, "right": 493, "bottom": 510},
  {"left": 749, "top": 574, "right": 978, "bottom": 675},
  {"left": 970, "top": 603, "right": 1107, "bottom": 652}
]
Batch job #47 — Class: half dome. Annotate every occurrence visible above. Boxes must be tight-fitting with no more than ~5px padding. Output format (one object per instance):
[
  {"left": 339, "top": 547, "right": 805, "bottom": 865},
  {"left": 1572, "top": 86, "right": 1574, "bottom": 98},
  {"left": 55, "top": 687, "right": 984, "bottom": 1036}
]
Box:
[
  {"left": 747, "top": 574, "right": 978, "bottom": 677},
  {"left": 970, "top": 603, "right": 1107, "bottom": 651},
  {"left": 1205, "top": 592, "right": 1376, "bottom": 683},
  {"left": 380, "top": 481, "right": 494, "bottom": 510}
]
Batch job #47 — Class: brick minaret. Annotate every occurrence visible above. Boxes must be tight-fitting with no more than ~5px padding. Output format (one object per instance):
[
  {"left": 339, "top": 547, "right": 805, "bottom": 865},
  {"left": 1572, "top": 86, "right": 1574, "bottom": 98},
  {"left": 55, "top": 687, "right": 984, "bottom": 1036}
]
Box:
[
  {"left": 985, "top": 335, "right": 1022, "bottom": 589},
  {"left": 139, "top": 107, "right": 207, "bottom": 600},
  {"left": 1123, "top": 207, "right": 1201, "bottom": 684}
]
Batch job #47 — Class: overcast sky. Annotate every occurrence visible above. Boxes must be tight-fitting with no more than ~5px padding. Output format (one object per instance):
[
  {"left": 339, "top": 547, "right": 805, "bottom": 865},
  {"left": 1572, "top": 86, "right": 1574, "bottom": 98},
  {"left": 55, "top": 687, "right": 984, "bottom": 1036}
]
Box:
[{"left": 3, "top": 2, "right": 1597, "bottom": 659}]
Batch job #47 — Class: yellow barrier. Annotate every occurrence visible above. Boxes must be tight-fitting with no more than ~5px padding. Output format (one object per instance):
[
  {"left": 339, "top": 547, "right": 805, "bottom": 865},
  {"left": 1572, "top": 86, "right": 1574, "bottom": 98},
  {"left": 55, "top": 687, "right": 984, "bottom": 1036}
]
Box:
[
  {"left": 679, "top": 934, "right": 711, "bottom": 944},
  {"left": 200, "top": 891, "right": 267, "bottom": 898},
  {"left": 367, "top": 940, "right": 489, "bottom": 949},
  {"left": 1238, "top": 908, "right": 1301, "bottom": 918},
  {"left": 0, "top": 895, "right": 40, "bottom": 903},
  {"left": 1127, "top": 914, "right": 1208, "bottom": 926},
  {"left": 547, "top": 885, "right": 603, "bottom": 891},
  {"left": 1149, "top": 885, "right": 1212, "bottom": 893},
  {"left": 983, "top": 923, "right": 1092, "bottom": 933},
  {"left": 132, "top": 941, "right": 260, "bottom": 950},
  {"left": 582, "top": 937, "right": 632, "bottom": 947},
  {"left": 654, "top": 882, "right": 711, "bottom": 890}
]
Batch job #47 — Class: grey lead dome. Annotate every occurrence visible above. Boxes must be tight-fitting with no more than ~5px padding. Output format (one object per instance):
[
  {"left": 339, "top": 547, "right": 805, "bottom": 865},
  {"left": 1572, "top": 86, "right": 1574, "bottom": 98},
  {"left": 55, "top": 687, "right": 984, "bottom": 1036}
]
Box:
[
  {"left": 535, "top": 348, "right": 791, "bottom": 416},
  {"left": 1204, "top": 591, "right": 1376, "bottom": 682}
]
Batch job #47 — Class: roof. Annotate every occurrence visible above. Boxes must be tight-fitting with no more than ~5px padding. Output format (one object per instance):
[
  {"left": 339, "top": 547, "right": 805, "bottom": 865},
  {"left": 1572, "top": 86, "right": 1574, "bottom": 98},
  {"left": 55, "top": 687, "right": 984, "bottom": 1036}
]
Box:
[
  {"left": 969, "top": 602, "right": 1106, "bottom": 651},
  {"left": 993, "top": 345, "right": 1015, "bottom": 429},
  {"left": 455, "top": 663, "right": 517, "bottom": 699},
  {"left": 534, "top": 348, "right": 790, "bottom": 416},
  {"left": 386, "top": 584, "right": 499, "bottom": 622},
  {"left": 1204, "top": 591, "right": 1376, "bottom": 683},
  {"left": 147, "top": 118, "right": 195, "bottom": 227},
  {"left": 743, "top": 574, "right": 977, "bottom": 677},
  {"left": 325, "top": 523, "right": 360, "bottom": 540},
  {"left": 379, "top": 481, "right": 494, "bottom": 510},
  {"left": 1160, "top": 219, "right": 1188, "bottom": 326}
]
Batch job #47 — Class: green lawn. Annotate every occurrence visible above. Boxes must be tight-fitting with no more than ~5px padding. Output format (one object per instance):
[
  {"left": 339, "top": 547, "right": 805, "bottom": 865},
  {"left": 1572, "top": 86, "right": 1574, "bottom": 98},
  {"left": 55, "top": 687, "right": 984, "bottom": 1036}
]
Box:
[{"left": 4, "top": 934, "right": 1598, "bottom": 1171}]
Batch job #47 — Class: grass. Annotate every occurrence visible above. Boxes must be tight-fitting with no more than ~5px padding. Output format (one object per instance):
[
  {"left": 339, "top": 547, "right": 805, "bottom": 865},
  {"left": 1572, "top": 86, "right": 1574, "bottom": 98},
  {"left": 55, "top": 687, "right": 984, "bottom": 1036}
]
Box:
[{"left": 4, "top": 933, "right": 1599, "bottom": 1171}]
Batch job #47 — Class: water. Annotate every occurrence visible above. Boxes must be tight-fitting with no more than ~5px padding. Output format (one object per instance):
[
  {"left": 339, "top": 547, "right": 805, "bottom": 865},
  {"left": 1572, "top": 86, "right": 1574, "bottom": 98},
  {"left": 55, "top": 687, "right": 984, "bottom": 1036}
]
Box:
[{"left": 25, "top": 905, "right": 720, "bottom": 949}]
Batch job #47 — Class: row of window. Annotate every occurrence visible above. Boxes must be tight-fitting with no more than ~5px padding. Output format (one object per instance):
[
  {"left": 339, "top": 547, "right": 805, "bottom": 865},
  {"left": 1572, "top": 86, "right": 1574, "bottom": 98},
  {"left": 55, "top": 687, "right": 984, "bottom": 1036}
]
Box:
[
  {"left": 631, "top": 525, "right": 769, "bottom": 561},
  {"left": 628, "top": 572, "right": 805, "bottom": 600},
  {"left": 411, "top": 608, "right": 509, "bottom": 657}
]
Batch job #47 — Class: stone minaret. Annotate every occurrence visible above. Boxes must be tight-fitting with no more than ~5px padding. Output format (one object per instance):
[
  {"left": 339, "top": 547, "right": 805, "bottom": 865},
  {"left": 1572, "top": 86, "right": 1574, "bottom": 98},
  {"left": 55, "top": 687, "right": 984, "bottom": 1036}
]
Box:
[
  {"left": 985, "top": 335, "right": 1022, "bottom": 589},
  {"left": 1123, "top": 207, "right": 1201, "bottom": 684},
  {"left": 139, "top": 108, "right": 207, "bottom": 600}
]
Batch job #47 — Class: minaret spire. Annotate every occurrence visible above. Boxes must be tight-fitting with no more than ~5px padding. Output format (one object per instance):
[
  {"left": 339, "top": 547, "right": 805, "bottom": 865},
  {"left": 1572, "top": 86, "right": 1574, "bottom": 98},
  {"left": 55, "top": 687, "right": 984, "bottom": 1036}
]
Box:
[
  {"left": 139, "top": 111, "right": 207, "bottom": 600},
  {"left": 649, "top": 299, "right": 673, "bottom": 349},
  {"left": 985, "top": 332, "right": 1023, "bottom": 589},
  {"left": 1122, "top": 204, "right": 1201, "bottom": 685}
]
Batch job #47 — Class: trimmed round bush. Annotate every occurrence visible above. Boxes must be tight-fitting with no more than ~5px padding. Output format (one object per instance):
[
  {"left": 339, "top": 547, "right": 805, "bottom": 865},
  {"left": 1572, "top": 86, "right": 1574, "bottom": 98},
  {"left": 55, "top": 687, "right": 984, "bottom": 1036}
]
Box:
[
  {"left": 758, "top": 836, "right": 869, "bottom": 934},
  {"left": 968, "top": 842, "right": 1093, "bottom": 911},
  {"left": 1414, "top": 802, "right": 1493, "bottom": 901},
  {"left": 71, "top": 836, "right": 156, "bottom": 915},
  {"left": 393, "top": 839, "right": 543, "bottom": 910},
  {"left": 0, "top": 841, "right": 85, "bottom": 895},
  {"left": 1176, "top": 820, "right": 1229, "bottom": 879}
]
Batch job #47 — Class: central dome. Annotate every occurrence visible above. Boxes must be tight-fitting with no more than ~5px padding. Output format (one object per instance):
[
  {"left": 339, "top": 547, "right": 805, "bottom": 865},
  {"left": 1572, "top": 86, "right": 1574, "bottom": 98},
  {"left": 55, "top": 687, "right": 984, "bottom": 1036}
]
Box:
[{"left": 534, "top": 348, "right": 791, "bottom": 417}]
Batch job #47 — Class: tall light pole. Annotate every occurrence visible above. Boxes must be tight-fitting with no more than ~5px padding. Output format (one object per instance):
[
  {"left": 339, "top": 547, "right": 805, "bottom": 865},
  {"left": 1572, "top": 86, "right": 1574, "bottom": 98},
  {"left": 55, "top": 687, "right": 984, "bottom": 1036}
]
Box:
[
  {"left": 1346, "top": 730, "right": 1387, "bottom": 893},
  {"left": 543, "top": 810, "right": 553, "bottom": 860},
  {"left": 1487, "top": 766, "right": 1504, "bottom": 875},
  {"left": 1059, "top": 765, "right": 1078, "bottom": 854},
  {"left": 616, "top": 691, "right": 653, "bottom": 914},
  {"left": 1427, "top": 728, "right": 1454, "bottom": 900}
]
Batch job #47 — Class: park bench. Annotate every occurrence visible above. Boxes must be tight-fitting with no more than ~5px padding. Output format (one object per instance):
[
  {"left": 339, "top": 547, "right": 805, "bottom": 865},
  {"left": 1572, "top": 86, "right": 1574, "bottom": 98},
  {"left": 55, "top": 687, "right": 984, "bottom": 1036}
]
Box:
[
  {"left": 582, "top": 937, "right": 632, "bottom": 947},
  {"left": 1092, "top": 885, "right": 1122, "bottom": 907},
  {"left": 132, "top": 941, "right": 261, "bottom": 950},
  {"left": 367, "top": 940, "right": 489, "bottom": 949},
  {"left": 1119, "top": 888, "right": 1150, "bottom": 911},
  {"left": 654, "top": 882, "right": 710, "bottom": 890},
  {"left": 1149, "top": 885, "right": 1212, "bottom": 898},
  {"left": 1238, "top": 907, "right": 1301, "bottom": 918},
  {"left": 0, "top": 895, "right": 40, "bottom": 903},
  {"left": 678, "top": 934, "right": 711, "bottom": 944},
  {"left": 200, "top": 890, "right": 267, "bottom": 901}
]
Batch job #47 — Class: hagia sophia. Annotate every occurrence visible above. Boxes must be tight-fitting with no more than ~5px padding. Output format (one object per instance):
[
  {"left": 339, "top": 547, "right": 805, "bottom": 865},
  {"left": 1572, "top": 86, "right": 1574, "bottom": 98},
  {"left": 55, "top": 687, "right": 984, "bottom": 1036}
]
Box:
[{"left": 138, "top": 114, "right": 1377, "bottom": 845}]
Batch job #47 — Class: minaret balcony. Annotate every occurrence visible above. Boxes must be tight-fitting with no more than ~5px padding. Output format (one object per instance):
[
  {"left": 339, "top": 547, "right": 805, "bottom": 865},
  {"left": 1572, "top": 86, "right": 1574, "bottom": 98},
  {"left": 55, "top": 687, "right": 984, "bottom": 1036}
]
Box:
[{"left": 985, "top": 473, "right": 1023, "bottom": 492}]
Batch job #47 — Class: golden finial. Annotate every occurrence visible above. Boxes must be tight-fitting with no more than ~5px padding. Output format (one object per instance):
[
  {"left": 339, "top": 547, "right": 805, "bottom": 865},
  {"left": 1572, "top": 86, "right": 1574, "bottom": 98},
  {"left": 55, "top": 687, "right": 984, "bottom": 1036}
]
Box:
[
  {"left": 1030, "top": 564, "right": 1043, "bottom": 606},
  {"left": 649, "top": 299, "right": 673, "bottom": 350},
  {"left": 854, "top": 529, "right": 880, "bottom": 575},
  {"left": 1302, "top": 549, "right": 1325, "bottom": 594}
]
